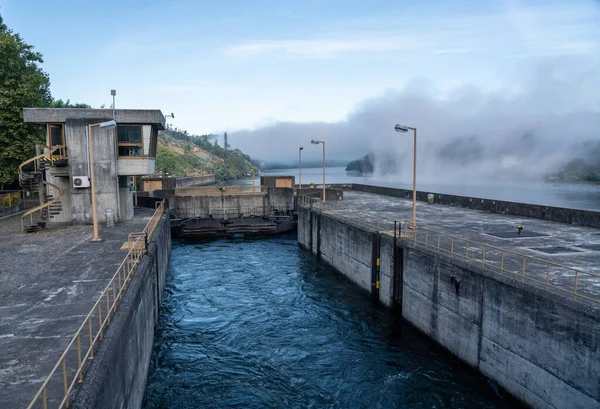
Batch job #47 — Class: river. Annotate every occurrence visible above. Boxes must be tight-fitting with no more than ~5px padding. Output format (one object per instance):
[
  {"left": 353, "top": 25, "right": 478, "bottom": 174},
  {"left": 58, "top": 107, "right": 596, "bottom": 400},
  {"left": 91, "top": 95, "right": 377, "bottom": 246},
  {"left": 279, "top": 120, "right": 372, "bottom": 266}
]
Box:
[
  {"left": 256, "top": 167, "right": 600, "bottom": 211},
  {"left": 143, "top": 236, "right": 522, "bottom": 409}
]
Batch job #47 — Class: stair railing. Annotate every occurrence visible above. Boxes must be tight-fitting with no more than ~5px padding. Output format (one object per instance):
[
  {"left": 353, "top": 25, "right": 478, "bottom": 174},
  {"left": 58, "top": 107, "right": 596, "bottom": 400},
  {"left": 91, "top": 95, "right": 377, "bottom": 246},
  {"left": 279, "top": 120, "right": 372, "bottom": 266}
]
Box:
[
  {"left": 18, "top": 145, "right": 66, "bottom": 232},
  {"left": 20, "top": 180, "right": 63, "bottom": 231},
  {"left": 18, "top": 145, "right": 65, "bottom": 182}
]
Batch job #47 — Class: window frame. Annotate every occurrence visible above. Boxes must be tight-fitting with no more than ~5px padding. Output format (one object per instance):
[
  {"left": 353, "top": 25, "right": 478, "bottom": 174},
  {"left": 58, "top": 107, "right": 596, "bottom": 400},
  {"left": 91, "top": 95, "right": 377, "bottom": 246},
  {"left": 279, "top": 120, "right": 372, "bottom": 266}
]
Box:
[
  {"left": 46, "top": 123, "right": 66, "bottom": 158},
  {"left": 117, "top": 124, "right": 144, "bottom": 158}
]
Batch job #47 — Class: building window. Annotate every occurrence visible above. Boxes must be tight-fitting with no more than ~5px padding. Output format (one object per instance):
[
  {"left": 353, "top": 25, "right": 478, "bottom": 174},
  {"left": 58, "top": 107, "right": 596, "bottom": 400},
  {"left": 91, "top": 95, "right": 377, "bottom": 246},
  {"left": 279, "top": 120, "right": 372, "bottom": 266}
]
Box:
[
  {"left": 47, "top": 124, "right": 66, "bottom": 157},
  {"left": 117, "top": 125, "right": 143, "bottom": 157}
]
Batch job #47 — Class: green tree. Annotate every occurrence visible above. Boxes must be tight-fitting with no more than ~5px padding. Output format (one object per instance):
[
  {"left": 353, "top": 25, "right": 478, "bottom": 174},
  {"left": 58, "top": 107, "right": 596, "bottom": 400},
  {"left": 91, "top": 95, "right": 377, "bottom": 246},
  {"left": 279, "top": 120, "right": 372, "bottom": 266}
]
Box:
[
  {"left": 0, "top": 14, "right": 52, "bottom": 187},
  {"left": 49, "top": 99, "right": 91, "bottom": 108}
]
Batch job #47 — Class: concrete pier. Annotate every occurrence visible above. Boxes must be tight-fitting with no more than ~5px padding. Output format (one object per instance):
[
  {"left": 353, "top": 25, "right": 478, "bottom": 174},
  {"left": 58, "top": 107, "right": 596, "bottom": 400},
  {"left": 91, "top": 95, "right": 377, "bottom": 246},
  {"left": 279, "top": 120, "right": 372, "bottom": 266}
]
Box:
[{"left": 0, "top": 208, "right": 170, "bottom": 408}]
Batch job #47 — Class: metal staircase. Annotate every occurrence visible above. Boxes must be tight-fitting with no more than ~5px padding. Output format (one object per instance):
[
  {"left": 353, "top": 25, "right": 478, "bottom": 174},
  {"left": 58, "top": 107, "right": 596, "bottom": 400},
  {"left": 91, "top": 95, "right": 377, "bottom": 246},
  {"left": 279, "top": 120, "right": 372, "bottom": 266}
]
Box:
[{"left": 18, "top": 145, "right": 65, "bottom": 233}]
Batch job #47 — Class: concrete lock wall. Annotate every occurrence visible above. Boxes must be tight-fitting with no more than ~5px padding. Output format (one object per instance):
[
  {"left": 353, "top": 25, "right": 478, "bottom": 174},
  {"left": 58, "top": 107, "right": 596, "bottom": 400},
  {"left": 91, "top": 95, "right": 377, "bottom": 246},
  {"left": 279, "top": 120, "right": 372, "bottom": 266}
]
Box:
[
  {"left": 72, "top": 215, "right": 171, "bottom": 409},
  {"left": 298, "top": 206, "right": 600, "bottom": 409},
  {"left": 175, "top": 194, "right": 267, "bottom": 218}
]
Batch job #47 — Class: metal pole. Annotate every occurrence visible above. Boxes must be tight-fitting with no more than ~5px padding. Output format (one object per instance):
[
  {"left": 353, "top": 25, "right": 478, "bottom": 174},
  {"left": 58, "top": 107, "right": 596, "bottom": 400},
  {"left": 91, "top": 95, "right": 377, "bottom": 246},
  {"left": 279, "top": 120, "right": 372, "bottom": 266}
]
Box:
[
  {"left": 412, "top": 127, "right": 417, "bottom": 229},
  {"left": 299, "top": 148, "right": 302, "bottom": 192},
  {"left": 88, "top": 125, "right": 101, "bottom": 242},
  {"left": 322, "top": 141, "right": 326, "bottom": 203}
]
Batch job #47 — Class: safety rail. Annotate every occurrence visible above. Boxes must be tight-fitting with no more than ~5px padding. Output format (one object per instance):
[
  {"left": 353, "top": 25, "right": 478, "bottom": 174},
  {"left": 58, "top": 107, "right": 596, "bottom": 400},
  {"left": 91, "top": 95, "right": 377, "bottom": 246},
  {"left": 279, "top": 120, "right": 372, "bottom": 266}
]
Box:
[
  {"left": 18, "top": 145, "right": 65, "bottom": 182},
  {"left": 298, "top": 196, "right": 600, "bottom": 304},
  {"left": 20, "top": 180, "right": 63, "bottom": 231},
  {"left": 26, "top": 200, "right": 166, "bottom": 409},
  {"left": 403, "top": 222, "right": 600, "bottom": 304}
]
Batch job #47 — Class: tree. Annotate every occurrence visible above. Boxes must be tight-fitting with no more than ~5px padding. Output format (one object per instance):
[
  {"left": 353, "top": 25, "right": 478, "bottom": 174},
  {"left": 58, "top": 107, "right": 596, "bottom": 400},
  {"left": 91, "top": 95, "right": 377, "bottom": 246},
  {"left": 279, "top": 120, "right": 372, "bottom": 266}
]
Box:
[
  {"left": 0, "top": 14, "right": 52, "bottom": 187},
  {"left": 223, "top": 132, "right": 229, "bottom": 151},
  {"left": 49, "top": 99, "right": 91, "bottom": 108}
]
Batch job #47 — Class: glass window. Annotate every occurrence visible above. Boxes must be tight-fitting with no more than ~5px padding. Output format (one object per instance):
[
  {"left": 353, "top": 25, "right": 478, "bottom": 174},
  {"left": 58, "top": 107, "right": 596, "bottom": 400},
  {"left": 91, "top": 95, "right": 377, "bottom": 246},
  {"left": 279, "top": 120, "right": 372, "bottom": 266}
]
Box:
[
  {"left": 117, "top": 125, "right": 144, "bottom": 157},
  {"left": 50, "top": 126, "right": 62, "bottom": 146},
  {"left": 118, "top": 125, "right": 142, "bottom": 143}
]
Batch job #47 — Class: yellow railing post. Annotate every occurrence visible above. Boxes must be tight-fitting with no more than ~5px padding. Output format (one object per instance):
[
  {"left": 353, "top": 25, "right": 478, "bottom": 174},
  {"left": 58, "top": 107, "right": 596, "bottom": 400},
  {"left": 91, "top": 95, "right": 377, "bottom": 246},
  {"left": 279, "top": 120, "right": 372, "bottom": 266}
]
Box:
[
  {"left": 77, "top": 334, "right": 83, "bottom": 383},
  {"left": 522, "top": 257, "right": 526, "bottom": 280},
  {"left": 501, "top": 251, "right": 505, "bottom": 271},
  {"left": 62, "top": 356, "right": 69, "bottom": 408},
  {"left": 574, "top": 270, "right": 580, "bottom": 300},
  {"left": 546, "top": 264, "right": 551, "bottom": 289},
  {"left": 88, "top": 317, "right": 94, "bottom": 360},
  {"left": 466, "top": 241, "right": 469, "bottom": 259}
]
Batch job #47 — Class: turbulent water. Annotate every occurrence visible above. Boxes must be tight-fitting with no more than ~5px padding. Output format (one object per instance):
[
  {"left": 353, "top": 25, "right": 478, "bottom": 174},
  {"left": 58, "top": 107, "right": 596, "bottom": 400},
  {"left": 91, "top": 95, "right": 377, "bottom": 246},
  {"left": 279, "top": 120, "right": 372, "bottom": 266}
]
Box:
[{"left": 143, "top": 236, "right": 521, "bottom": 409}]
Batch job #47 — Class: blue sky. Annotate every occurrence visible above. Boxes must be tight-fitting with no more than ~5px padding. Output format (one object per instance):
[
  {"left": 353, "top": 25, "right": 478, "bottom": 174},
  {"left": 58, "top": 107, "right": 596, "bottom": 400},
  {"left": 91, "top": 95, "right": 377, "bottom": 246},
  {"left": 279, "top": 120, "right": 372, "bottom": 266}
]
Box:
[{"left": 2, "top": 0, "right": 599, "bottom": 139}]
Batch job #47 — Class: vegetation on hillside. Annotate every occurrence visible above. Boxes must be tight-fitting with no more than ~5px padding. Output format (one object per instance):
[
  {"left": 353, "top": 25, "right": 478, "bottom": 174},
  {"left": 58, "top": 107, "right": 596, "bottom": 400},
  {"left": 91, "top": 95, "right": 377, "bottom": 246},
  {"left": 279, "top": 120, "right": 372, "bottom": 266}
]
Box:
[
  {"left": 0, "top": 13, "right": 89, "bottom": 189},
  {"left": 156, "top": 127, "right": 259, "bottom": 181},
  {"left": 345, "top": 153, "right": 375, "bottom": 175},
  {"left": 547, "top": 158, "right": 600, "bottom": 184}
]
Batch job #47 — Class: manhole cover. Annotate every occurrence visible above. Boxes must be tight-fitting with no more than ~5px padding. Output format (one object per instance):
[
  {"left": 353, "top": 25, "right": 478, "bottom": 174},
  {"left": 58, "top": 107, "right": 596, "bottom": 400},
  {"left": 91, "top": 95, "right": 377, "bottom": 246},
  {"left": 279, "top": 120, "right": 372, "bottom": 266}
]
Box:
[
  {"left": 487, "top": 231, "right": 546, "bottom": 238},
  {"left": 530, "top": 246, "right": 583, "bottom": 254},
  {"left": 575, "top": 244, "right": 600, "bottom": 251}
]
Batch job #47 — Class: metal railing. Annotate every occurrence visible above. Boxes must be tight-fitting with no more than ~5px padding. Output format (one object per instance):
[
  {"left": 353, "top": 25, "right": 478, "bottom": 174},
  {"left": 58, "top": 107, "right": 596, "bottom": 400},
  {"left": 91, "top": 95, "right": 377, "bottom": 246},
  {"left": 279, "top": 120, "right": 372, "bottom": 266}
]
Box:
[
  {"left": 26, "top": 200, "right": 166, "bottom": 409},
  {"left": 299, "top": 196, "right": 600, "bottom": 304}
]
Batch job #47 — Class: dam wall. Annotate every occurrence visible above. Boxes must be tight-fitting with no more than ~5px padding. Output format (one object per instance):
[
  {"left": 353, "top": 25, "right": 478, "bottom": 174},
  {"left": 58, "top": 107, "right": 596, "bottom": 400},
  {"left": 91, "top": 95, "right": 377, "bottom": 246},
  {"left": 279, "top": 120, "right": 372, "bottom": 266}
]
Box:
[
  {"left": 298, "top": 206, "right": 600, "bottom": 409},
  {"left": 333, "top": 183, "right": 600, "bottom": 228},
  {"left": 73, "top": 215, "right": 171, "bottom": 409}
]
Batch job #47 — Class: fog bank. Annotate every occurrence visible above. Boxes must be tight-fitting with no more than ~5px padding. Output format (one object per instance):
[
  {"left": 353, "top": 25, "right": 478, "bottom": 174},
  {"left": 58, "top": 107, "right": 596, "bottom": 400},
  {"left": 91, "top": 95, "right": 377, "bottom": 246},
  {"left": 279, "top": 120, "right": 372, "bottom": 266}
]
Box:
[{"left": 231, "top": 58, "right": 600, "bottom": 185}]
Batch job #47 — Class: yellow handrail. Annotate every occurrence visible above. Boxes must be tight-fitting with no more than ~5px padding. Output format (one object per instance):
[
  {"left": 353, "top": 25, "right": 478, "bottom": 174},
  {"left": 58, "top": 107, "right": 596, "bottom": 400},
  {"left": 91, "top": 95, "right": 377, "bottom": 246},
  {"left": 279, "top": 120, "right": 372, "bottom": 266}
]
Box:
[
  {"left": 18, "top": 145, "right": 65, "bottom": 182},
  {"left": 20, "top": 180, "right": 63, "bottom": 231},
  {"left": 26, "top": 200, "right": 166, "bottom": 409}
]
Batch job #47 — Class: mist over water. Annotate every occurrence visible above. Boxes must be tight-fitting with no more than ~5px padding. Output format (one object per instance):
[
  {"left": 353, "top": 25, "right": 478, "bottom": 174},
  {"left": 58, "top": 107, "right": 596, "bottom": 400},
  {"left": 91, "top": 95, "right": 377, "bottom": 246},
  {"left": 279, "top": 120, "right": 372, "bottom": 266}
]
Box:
[{"left": 232, "top": 58, "right": 600, "bottom": 186}]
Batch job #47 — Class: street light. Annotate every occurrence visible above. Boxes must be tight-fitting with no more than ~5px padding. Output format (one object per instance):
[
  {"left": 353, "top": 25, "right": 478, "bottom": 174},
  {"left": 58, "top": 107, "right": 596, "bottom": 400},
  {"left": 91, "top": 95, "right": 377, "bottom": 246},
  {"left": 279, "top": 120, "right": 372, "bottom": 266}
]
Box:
[
  {"left": 311, "top": 139, "right": 326, "bottom": 202},
  {"left": 395, "top": 124, "right": 417, "bottom": 229},
  {"left": 298, "top": 146, "right": 304, "bottom": 194},
  {"left": 87, "top": 119, "right": 117, "bottom": 242}
]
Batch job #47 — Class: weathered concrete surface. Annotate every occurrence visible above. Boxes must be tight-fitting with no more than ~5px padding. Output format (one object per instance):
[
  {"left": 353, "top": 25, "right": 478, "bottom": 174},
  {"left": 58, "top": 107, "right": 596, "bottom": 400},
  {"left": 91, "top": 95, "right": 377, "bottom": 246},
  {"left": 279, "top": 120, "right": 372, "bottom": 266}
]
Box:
[
  {"left": 23, "top": 108, "right": 166, "bottom": 129},
  {"left": 0, "top": 208, "right": 156, "bottom": 409},
  {"left": 331, "top": 191, "right": 600, "bottom": 297},
  {"left": 335, "top": 183, "right": 600, "bottom": 228},
  {"left": 72, "top": 213, "right": 171, "bottom": 409},
  {"left": 298, "top": 199, "right": 600, "bottom": 409},
  {"left": 402, "top": 245, "right": 600, "bottom": 409}
]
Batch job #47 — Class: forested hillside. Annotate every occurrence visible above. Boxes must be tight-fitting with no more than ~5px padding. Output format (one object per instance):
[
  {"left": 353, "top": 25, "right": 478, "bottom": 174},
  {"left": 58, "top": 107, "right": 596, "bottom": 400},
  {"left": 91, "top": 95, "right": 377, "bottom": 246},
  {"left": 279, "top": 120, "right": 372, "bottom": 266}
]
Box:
[{"left": 156, "top": 128, "right": 259, "bottom": 181}]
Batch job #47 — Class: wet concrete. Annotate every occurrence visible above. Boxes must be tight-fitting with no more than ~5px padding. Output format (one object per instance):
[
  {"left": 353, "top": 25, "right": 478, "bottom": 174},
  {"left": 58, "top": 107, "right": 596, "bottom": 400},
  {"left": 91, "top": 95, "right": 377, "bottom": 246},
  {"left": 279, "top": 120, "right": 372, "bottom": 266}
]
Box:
[
  {"left": 0, "top": 209, "right": 154, "bottom": 409},
  {"left": 324, "top": 191, "right": 600, "bottom": 301}
]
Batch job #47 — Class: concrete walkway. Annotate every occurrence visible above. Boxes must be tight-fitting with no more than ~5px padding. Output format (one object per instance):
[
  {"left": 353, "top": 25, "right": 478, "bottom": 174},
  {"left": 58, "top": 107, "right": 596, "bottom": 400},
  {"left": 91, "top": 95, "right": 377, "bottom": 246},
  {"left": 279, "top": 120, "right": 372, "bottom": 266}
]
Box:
[
  {"left": 323, "top": 191, "right": 600, "bottom": 302},
  {"left": 0, "top": 209, "right": 154, "bottom": 409}
]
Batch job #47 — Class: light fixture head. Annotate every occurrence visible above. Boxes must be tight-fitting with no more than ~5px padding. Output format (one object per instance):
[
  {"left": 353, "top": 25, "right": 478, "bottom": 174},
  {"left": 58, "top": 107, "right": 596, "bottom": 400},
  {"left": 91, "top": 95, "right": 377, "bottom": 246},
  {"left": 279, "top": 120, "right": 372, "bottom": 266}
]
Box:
[
  {"left": 395, "top": 124, "right": 409, "bottom": 133},
  {"left": 311, "top": 139, "right": 323, "bottom": 144},
  {"left": 299, "top": 146, "right": 304, "bottom": 151},
  {"left": 99, "top": 120, "right": 117, "bottom": 130}
]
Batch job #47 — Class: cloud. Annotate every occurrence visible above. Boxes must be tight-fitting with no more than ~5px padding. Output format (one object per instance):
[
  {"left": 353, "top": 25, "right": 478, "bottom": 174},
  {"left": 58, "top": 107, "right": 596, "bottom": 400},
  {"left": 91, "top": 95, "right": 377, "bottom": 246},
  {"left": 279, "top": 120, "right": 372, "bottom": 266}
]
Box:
[
  {"left": 224, "top": 37, "right": 425, "bottom": 60},
  {"left": 231, "top": 57, "right": 600, "bottom": 185}
]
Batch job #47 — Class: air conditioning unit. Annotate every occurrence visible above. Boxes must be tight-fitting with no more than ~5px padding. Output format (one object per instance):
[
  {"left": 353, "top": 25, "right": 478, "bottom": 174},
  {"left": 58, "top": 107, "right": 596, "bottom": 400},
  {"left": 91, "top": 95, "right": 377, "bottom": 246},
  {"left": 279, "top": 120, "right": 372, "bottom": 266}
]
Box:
[{"left": 72, "top": 176, "right": 90, "bottom": 188}]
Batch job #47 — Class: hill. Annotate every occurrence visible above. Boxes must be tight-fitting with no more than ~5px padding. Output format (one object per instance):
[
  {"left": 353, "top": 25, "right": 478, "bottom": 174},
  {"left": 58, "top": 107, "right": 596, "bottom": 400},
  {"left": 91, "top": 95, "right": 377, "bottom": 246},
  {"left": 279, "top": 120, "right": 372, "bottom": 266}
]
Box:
[{"left": 156, "top": 128, "right": 259, "bottom": 181}]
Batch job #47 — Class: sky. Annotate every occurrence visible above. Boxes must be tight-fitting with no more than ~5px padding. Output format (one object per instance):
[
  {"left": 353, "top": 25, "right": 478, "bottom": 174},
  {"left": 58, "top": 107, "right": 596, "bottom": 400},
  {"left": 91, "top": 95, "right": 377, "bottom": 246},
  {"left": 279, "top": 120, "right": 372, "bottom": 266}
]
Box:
[{"left": 2, "top": 0, "right": 600, "bottom": 173}]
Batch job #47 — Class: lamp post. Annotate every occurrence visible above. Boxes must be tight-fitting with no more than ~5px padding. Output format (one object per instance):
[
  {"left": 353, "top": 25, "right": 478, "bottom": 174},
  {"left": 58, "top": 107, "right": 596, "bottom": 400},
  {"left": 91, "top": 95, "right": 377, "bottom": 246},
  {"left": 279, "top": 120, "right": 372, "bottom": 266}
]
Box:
[
  {"left": 394, "top": 124, "right": 417, "bottom": 229},
  {"left": 298, "top": 146, "right": 304, "bottom": 194},
  {"left": 88, "top": 119, "right": 117, "bottom": 242},
  {"left": 311, "top": 139, "right": 326, "bottom": 202}
]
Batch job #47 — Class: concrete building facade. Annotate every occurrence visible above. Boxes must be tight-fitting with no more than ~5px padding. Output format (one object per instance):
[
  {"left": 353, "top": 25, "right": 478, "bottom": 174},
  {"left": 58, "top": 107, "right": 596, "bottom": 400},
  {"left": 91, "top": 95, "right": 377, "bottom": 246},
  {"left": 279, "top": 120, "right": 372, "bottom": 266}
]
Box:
[{"left": 23, "top": 108, "right": 165, "bottom": 225}]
